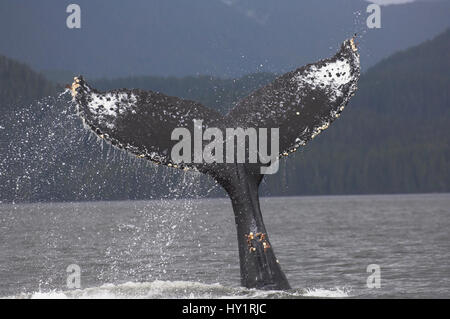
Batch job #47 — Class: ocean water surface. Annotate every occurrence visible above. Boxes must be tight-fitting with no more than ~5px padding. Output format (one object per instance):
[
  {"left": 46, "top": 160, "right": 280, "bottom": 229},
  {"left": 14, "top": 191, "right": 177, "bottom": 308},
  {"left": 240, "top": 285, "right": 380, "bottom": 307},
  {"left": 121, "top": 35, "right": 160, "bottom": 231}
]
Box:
[{"left": 1, "top": 194, "right": 449, "bottom": 298}]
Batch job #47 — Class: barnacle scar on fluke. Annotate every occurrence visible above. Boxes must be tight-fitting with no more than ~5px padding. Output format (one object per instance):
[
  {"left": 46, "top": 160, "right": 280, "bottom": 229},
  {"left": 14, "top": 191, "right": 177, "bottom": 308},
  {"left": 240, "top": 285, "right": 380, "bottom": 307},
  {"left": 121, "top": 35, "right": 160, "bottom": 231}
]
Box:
[
  {"left": 69, "top": 37, "right": 360, "bottom": 290},
  {"left": 246, "top": 232, "right": 271, "bottom": 253},
  {"left": 350, "top": 35, "right": 357, "bottom": 52}
]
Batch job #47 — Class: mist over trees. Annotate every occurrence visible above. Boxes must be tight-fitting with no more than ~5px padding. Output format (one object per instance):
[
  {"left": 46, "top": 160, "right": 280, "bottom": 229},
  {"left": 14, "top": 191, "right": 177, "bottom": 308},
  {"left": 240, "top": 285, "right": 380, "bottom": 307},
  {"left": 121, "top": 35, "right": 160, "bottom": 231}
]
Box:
[{"left": 0, "top": 55, "right": 55, "bottom": 114}]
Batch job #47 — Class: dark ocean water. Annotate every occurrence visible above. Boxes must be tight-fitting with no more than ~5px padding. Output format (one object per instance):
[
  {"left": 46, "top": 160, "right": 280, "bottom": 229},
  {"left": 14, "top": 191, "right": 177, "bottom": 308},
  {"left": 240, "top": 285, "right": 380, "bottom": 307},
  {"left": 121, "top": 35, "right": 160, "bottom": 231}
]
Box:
[{"left": 0, "top": 194, "right": 449, "bottom": 298}]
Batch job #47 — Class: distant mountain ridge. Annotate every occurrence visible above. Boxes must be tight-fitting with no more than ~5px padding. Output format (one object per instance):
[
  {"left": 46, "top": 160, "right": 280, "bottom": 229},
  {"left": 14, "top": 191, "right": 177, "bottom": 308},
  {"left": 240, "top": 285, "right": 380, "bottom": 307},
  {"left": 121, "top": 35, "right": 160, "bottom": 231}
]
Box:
[
  {"left": 0, "top": 28, "right": 449, "bottom": 202},
  {"left": 0, "top": 55, "right": 55, "bottom": 113}
]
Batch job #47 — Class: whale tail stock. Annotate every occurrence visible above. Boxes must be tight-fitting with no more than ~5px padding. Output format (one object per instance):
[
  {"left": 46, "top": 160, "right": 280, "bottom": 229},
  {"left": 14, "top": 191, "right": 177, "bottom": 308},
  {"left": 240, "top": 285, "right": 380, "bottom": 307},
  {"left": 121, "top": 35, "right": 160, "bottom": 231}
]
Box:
[{"left": 70, "top": 38, "right": 360, "bottom": 290}]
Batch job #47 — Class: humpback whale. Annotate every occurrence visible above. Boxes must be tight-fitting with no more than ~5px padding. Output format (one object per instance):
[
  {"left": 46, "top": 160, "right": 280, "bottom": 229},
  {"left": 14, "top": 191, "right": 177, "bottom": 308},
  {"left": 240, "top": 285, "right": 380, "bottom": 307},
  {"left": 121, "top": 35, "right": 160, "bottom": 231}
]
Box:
[{"left": 69, "top": 37, "right": 360, "bottom": 290}]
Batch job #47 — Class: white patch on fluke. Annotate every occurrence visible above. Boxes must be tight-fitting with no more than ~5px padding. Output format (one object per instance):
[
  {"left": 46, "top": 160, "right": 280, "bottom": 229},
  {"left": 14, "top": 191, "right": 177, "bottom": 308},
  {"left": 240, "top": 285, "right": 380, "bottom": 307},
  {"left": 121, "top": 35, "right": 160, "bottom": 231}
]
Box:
[
  {"left": 87, "top": 92, "right": 138, "bottom": 129},
  {"left": 279, "top": 40, "right": 360, "bottom": 157},
  {"left": 295, "top": 58, "right": 353, "bottom": 103}
]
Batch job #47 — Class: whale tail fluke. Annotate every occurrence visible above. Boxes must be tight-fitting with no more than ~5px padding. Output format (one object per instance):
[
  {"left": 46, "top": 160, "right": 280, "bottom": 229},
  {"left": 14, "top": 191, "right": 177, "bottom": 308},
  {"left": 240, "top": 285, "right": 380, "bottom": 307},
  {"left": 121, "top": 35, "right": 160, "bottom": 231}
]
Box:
[{"left": 69, "top": 37, "right": 360, "bottom": 290}]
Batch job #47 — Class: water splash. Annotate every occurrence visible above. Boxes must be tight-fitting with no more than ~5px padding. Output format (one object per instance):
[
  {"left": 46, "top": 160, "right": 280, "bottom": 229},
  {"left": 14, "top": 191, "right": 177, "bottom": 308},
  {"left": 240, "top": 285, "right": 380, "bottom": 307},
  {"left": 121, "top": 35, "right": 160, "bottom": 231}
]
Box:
[
  {"left": 0, "top": 91, "right": 223, "bottom": 290},
  {"left": 3, "top": 280, "right": 351, "bottom": 299},
  {"left": 0, "top": 90, "right": 220, "bottom": 203}
]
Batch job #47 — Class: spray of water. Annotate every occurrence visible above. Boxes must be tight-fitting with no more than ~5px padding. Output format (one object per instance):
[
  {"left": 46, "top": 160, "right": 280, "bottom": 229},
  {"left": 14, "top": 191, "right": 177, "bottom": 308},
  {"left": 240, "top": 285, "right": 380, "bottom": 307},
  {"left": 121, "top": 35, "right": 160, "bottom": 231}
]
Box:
[{"left": 0, "top": 90, "right": 224, "bottom": 290}]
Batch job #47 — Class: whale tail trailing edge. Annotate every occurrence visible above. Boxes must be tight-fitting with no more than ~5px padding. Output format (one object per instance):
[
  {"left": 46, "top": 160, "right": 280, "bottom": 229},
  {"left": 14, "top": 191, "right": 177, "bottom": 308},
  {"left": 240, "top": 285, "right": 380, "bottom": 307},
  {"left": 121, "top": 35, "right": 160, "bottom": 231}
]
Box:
[{"left": 70, "top": 37, "right": 360, "bottom": 290}]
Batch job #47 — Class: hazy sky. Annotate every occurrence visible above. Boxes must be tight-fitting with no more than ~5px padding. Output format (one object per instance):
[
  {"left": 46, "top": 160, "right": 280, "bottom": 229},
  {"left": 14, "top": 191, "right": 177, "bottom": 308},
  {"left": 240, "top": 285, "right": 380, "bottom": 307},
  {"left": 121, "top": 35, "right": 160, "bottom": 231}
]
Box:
[{"left": 1, "top": 0, "right": 448, "bottom": 77}]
